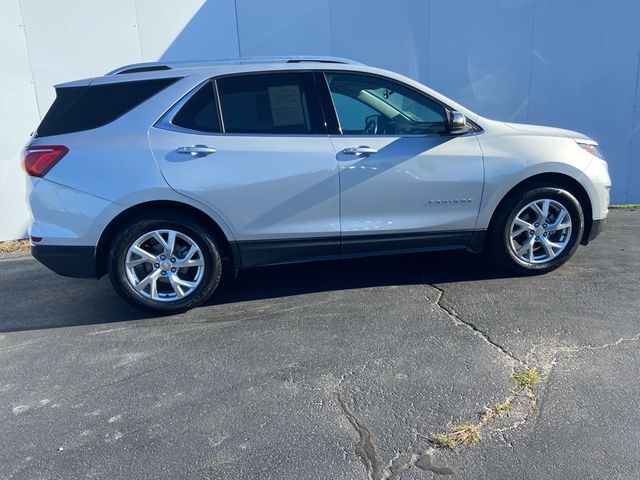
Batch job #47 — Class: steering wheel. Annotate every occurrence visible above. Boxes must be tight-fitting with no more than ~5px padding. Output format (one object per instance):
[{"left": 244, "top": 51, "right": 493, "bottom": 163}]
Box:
[{"left": 364, "top": 114, "right": 379, "bottom": 135}]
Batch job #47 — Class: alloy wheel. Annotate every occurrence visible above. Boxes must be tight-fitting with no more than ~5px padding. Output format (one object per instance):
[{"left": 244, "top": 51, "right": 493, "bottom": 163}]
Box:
[
  {"left": 124, "top": 229, "right": 205, "bottom": 302},
  {"left": 508, "top": 199, "right": 573, "bottom": 264}
]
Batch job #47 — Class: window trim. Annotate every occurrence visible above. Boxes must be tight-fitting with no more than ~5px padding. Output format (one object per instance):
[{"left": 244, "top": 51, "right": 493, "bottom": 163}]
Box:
[{"left": 317, "top": 70, "right": 483, "bottom": 138}]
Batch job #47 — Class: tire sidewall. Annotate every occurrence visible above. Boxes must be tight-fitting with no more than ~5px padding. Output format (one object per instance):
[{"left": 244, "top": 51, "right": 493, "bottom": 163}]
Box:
[
  {"left": 496, "top": 186, "right": 584, "bottom": 274},
  {"left": 108, "top": 214, "right": 222, "bottom": 314}
]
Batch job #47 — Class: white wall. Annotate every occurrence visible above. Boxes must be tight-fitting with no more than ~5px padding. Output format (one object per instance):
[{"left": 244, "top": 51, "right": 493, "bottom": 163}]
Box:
[{"left": 1, "top": 0, "right": 638, "bottom": 240}]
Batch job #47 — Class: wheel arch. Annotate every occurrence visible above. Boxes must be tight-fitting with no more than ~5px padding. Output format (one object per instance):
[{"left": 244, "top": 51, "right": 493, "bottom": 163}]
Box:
[
  {"left": 95, "top": 200, "right": 240, "bottom": 277},
  {"left": 486, "top": 172, "right": 593, "bottom": 246}
]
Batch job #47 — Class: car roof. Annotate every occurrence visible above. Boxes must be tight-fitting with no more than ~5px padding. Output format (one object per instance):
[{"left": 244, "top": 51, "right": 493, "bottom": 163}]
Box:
[
  {"left": 54, "top": 55, "right": 479, "bottom": 121},
  {"left": 55, "top": 56, "right": 366, "bottom": 88}
]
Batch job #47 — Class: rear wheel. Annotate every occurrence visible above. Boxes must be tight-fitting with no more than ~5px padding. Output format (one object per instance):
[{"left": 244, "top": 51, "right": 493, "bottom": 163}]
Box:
[
  {"left": 108, "top": 213, "right": 222, "bottom": 313},
  {"left": 489, "top": 185, "right": 584, "bottom": 275}
]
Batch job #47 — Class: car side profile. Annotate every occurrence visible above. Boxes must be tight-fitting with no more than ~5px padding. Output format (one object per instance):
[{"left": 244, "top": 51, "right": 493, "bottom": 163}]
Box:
[{"left": 23, "top": 56, "right": 611, "bottom": 313}]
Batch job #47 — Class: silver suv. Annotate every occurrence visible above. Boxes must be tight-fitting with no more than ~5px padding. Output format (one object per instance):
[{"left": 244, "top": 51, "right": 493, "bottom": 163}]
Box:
[{"left": 23, "top": 56, "right": 611, "bottom": 313}]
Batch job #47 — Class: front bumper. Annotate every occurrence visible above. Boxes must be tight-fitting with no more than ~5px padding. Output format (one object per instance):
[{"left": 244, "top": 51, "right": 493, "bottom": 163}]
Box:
[
  {"left": 31, "top": 245, "right": 98, "bottom": 278},
  {"left": 581, "top": 217, "right": 606, "bottom": 245},
  {"left": 587, "top": 218, "right": 606, "bottom": 243}
]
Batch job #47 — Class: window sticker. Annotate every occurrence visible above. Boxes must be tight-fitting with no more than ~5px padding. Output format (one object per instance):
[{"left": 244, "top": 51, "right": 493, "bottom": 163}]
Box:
[{"left": 268, "top": 85, "right": 306, "bottom": 127}]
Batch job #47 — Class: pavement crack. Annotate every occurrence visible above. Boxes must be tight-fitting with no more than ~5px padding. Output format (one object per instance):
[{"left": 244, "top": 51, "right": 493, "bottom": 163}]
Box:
[
  {"left": 334, "top": 375, "right": 383, "bottom": 480},
  {"left": 335, "top": 373, "right": 453, "bottom": 479},
  {"left": 427, "top": 285, "right": 526, "bottom": 370},
  {"left": 566, "top": 333, "right": 640, "bottom": 352},
  {"left": 526, "top": 334, "right": 640, "bottom": 367}
]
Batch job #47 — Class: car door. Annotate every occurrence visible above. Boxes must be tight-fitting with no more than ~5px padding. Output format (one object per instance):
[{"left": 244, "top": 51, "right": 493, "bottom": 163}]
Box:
[
  {"left": 319, "top": 71, "right": 485, "bottom": 255},
  {"left": 149, "top": 72, "right": 340, "bottom": 267}
]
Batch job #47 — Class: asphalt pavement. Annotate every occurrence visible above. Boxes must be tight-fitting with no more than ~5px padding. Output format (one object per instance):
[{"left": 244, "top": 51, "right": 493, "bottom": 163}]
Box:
[{"left": 0, "top": 209, "right": 638, "bottom": 480}]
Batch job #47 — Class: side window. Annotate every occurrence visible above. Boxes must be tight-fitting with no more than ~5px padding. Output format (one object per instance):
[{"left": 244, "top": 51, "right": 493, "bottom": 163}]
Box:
[
  {"left": 171, "top": 81, "right": 220, "bottom": 133},
  {"left": 216, "top": 72, "right": 323, "bottom": 134},
  {"left": 325, "top": 73, "right": 448, "bottom": 135},
  {"left": 331, "top": 93, "right": 379, "bottom": 134},
  {"left": 37, "top": 78, "right": 179, "bottom": 137}
]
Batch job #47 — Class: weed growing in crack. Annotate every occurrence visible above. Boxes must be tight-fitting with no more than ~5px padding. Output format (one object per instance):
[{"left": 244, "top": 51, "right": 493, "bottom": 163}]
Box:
[
  {"left": 479, "top": 399, "right": 513, "bottom": 424},
  {"left": 429, "top": 367, "right": 543, "bottom": 451},
  {"left": 512, "top": 367, "right": 541, "bottom": 389},
  {"left": 431, "top": 422, "right": 481, "bottom": 450},
  {"left": 512, "top": 367, "right": 542, "bottom": 413}
]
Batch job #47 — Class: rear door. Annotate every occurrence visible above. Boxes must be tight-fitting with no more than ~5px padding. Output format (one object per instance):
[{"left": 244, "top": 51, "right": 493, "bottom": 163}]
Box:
[
  {"left": 149, "top": 72, "right": 340, "bottom": 267},
  {"left": 319, "top": 71, "right": 484, "bottom": 255}
]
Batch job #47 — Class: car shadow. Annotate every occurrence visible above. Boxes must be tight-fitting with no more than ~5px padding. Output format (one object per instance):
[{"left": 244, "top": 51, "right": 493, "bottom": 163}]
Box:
[
  {"left": 0, "top": 251, "right": 513, "bottom": 333},
  {"left": 212, "top": 250, "right": 510, "bottom": 305}
]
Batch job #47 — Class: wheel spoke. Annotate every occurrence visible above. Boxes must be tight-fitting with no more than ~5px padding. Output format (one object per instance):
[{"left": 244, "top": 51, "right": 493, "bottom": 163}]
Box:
[
  {"left": 541, "top": 200, "right": 550, "bottom": 220},
  {"left": 531, "top": 200, "right": 549, "bottom": 222},
  {"left": 517, "top": 236, "right": 535, "bottom": 260},
  {"left": 511, "top": 218, "right": 533, "bottom": 238},
  {"left": 134, "top": 269, "right": 161, "bottom": 297},
  {"left": 167, "top": 274, "right": 185, "bottom": 299},
  {"left": 173, "top": 276, "right": 197, "bottom": 289},
  {"left": 152, "top": 231, "right": 168, "bottom": 251},
  {"left": 540, "top": 237, "right": 557, "bottom": 259},
  {"left": 176, "top": 244, "right": 202, "bottom": 267},
  {"left": 549, "top": 210, "right": 571, "bottom": 232},
  {"left": 165, "top": 230, "right": 177, "bottom": 256},
  {"left": 127, "top": 245, "right": 157, "bottom": 267},
  {"left": 150, "top": 274, "right": 159, "bottom": 299}
]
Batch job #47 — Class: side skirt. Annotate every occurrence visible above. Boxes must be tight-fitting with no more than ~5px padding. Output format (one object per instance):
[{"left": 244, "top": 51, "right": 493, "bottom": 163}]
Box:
[{"left": 234, "top": 230, "right": 486, "bottom": 269}]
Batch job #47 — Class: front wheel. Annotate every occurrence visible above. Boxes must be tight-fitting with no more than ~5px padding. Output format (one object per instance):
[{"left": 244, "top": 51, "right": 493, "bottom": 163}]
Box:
[
  {"left": 489, "top": 185, "right": 584, "bottom": 275},
  {"left": 108, "top": 213, "right": 222, "bottom": 314}
]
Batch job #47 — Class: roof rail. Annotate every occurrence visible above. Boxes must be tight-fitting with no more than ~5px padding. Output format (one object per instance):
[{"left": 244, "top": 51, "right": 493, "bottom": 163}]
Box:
[{"left": 106, "top": 56, "right": 362, "bottom": 75}]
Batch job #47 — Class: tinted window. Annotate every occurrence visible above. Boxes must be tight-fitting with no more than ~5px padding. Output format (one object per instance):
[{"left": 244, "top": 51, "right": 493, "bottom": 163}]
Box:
[
  {"left": 217, "top": 73, "right": 323, "bottom": 134},
  {"left": 325, "top": 73, "right": 448, "bottom": 135},
  {"left": 36, "top": 78, "right": 179, "bottom": 137},
  {"left": 172, "top": 81, "right": 220, "bottom": 133},
  {"left": 331, "top": 93, "right": 379, "bottom": 134}
]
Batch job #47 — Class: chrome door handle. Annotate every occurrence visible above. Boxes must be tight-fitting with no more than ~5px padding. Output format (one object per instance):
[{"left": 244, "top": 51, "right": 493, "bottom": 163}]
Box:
[
  {"left": 341, "top": 146, "right": 378, "bottom": 155},
  {"left": 176, "top": 145, "right": 217, "bottom": 156}
]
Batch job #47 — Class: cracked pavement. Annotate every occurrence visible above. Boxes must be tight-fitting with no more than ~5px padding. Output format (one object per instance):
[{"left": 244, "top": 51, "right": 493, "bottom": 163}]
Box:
[{"left": 0, "top": 209, "right": 638, "bottom": 479}]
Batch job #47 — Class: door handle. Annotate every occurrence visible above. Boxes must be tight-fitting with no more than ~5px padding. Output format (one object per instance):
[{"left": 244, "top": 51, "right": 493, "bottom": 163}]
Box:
[
  {"left": 176, "top": 145, "right": 217, "bottom": 156},
  {"left": 341, "top": 146, "right": 378, "bottom": 156}
]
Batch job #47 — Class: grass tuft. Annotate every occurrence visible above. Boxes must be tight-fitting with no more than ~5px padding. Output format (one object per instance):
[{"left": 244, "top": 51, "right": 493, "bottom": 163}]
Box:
[
  {"left": 496, "top": 400, "right": 513, "bottom": 413},
  {"left": 512, "top": 367, "right": 542, "bottom": 412},
  {"left": 512, "top": 368, "right": 542, "bottom": 389},
  {"left": 431, "top": 422, "right": 481, "bottom": 450},
  {"left": 479, "top": 399, "right": 514, "bottom": 424}
]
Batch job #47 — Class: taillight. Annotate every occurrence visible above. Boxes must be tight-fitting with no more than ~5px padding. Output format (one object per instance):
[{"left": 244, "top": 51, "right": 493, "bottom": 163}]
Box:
[{"left": 22, "top": 145, "right": 68, "bottom": 177}]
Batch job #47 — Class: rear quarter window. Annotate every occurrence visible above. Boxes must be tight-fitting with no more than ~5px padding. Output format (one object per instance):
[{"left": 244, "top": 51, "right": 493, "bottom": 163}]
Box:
[
  {"left": 36, "top": 78, "right": 179, "bottom": 137},
  {"left": 171, "top": 81, "right": 220, "bottom": 133}
]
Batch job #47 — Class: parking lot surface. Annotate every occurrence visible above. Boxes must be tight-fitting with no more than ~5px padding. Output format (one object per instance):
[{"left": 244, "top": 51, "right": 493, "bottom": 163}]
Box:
[{"left": 1, "top": 209, "right": 638, "bottom": 479}]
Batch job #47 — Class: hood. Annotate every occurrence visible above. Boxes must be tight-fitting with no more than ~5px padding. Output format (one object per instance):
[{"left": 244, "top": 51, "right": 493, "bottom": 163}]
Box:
[{"left": 504, "top": 122, "right": 593, "bottom": 142}]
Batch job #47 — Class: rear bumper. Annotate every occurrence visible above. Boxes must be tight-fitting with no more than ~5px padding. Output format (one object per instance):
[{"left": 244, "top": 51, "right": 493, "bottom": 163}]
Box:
[{"left": 31, "top": 245, "right": 98, "bottom": 278}]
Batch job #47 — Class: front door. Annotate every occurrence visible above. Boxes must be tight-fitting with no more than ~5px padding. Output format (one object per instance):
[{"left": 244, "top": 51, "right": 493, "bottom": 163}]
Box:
[{"left": 321, "top": 71, "right": 484, "bottom": 254}]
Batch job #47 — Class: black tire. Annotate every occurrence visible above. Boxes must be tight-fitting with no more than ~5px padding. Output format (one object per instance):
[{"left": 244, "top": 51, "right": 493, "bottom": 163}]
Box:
[
  {"left": 488, "top": 184, "right": 584, "bottom": 275},
  {"left": 108, "top": 212, "right": 222, "bottom": 314}
]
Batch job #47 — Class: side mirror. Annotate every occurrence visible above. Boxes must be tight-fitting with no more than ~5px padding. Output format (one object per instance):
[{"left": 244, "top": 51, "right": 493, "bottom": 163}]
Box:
[{"left": 449, "top": 111, "right": 468, "bottom": 133}]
